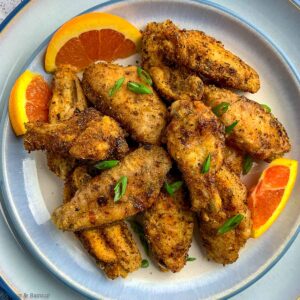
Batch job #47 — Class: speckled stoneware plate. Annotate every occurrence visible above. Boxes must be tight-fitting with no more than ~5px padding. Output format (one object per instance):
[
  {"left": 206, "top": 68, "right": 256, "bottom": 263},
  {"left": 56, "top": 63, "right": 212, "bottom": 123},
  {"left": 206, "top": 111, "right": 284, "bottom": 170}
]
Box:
[{"left": 0, "top": 1, "right": 300, "bottom": 299}]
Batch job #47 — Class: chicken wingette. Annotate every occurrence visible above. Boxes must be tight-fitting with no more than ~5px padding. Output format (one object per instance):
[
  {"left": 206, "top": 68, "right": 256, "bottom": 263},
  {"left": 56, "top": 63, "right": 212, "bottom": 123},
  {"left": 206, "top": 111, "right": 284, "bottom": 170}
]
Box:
[
  {"left": 144, "top": 20, "right": 260, "bottom": 93},
  {"left": 143, "top": 179, "right": 194, "bottom": 272},
  {"left": 82, "top": 63, "right": 167, "bottom": 144},
  {"left": 166, "top": 100, "right": 225, "bottom": 211},
  {"left": 47, "top": 66, "right": 88, "bottom": 179},
  {"left": 141, "top": 21, "right": 204, "bottom": 102},
  {"left": 224, "top": 145, "right": 244, "bottom": 176},
  {"left": 198, "top": 166, "right": 252, "bottom": 264},
  {"left": 64, "top": 166, "right": 141, "bottom": 279},
  {"left": 202, "top": 85, "right": 291, "bottom": 161},
  {"left": 24, "top": 108, "right": 129, "bottom": 161},
  {"left": 52, "top": 146, "right": 172, "bottom": 231}
]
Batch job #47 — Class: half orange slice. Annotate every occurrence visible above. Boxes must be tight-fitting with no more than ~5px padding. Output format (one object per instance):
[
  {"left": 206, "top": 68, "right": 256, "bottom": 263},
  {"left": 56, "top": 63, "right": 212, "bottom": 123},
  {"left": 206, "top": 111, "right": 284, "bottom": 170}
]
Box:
[{"left": 248, "top": 158, "right": 298, "bottom": 238}]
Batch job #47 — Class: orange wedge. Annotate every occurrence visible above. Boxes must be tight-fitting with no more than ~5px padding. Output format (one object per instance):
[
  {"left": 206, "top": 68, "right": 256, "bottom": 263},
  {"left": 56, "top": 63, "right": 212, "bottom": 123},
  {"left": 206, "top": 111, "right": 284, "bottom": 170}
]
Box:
[
  {"left": 9, "top": 70, "right": 52, "bottom": 136},
  {"left": 248, "top": 158, "right": 298, "bottom": 238},
  {"left": 45, "top": 12, "right": 142, "bottom": 72}
]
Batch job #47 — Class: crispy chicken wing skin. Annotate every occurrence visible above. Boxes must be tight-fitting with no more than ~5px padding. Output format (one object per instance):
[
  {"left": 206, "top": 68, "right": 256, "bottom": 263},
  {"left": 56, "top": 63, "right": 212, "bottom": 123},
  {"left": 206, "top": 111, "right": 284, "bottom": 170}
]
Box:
[
  {"left": 82, "top": 63, "right": 167, "bottom": 144},
  {"left": 141, "top": 22, "right": 204, "bottom": 102},
  {"left": 224, "top": 145, "right": 244, "bottom": 176},
  {"left": 64, "top": 166, "right": 141, "bottom": 279},
  {"left": 52, "top": 146, "right": 172, "bottom": 231},
  {"left": 47, "top": 66, "right": 88, "bottom": 179},
  {"left": 145, "top": 20, "right": 260, "bottom": 93},
  {"left": 202, "top": 85, "right": 291, "bottom": 161},
  {"left": 166, "top": 100, "right": 225, "bottom": 211},
  {"left": 24, "top": 108, "right": 129, "bottom": 161},
  {"left": 199, "top": 166, "right": 252, "bottom": 264},
  {"left": 49, "top": 66, "right": 88, "bottom": 123},
  {"left": 149, "top": 66, "right": 204, "bottom": 102},
  {"left": 143, "top": 182, "right": 194, "bottom": 272}
]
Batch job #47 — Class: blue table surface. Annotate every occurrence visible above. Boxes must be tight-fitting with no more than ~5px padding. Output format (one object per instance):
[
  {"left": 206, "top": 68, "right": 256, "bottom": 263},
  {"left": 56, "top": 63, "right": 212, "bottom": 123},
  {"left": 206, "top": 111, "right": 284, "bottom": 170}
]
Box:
[{"left": 0, "top": 1, "right": 299, "bottom": 299}]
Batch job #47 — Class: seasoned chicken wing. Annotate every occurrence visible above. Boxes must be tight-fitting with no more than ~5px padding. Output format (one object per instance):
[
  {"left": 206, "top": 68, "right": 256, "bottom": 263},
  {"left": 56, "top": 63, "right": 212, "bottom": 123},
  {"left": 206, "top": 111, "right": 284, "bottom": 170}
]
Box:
[
  {"left": 64, "top": 166, "right": 141, "bottom": 279},
  {"left": 82, "top": 63, "right": 167, "bottom": 144},
  {"left": 224, "top": 145, "right": 244, "bottom": 176},
  {"left": 202, "top": 85, "right": 291, "bottom": 161},
  {"left": 47, "top": 66, "right": 88, "bottom": 179},
  {"left": 52, "top": 146, "right": 172, "bottom": 231},
  {"left": 198, "top": 166, "right": 252, "bottom": 264},
  {"left": 141, "top": 22, "right": 204, "bottom": 102},
  {"left": 166, "top": 100, "right": 225, "bottom": 211},
  {"left": 49, "top": 66, "right": 88, "bottom": 123},
  {"left": 24, "top": 108, "right": 129, "bottom": 161},
  {"left": 144, "top": 20, "right": 260, "bottom": 93},
  {"left": 143, "top": 179, "right": 194, "bottom": 272}
]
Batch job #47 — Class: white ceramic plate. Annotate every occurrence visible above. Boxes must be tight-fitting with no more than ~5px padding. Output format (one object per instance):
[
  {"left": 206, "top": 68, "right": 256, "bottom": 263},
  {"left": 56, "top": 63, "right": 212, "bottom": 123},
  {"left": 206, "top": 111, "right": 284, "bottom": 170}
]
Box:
[{"left": 0, "top": 1, "right": 300, "bottom": 299}]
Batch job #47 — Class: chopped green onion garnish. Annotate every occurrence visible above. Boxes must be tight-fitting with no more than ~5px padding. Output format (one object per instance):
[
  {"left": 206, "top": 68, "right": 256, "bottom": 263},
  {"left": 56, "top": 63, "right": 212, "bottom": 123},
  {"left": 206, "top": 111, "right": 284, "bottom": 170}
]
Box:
[
  {"left": 212, "top": 102, "right": 230, "bottom": 117},
  {"left": 137, "top": 66, "right": 153, "bottom": 86},
  {"left": 141, "top": 259, "right": 149, "bottom": 268},
  {"left": 94, "top": 160, "right": 119, "bottom": 170},
  {"left": 243, "top": 155, "right": 253, "bottom": 175},
  {"left": 201, "top": 154, "right": 211, "bottom": 174},
  {"left": 114, "top": 176, "right": 128, "bottom": 202},
  {"left": 225, "top": 120, "right": 239, "bottom": 134},
  {"left": 217, "top": 214, "right": 244, "bottom": 234},
  {"left": 187, "top": 256, "right": 196, "bottom": 262},
  {"left": 109, "top": 77, "right": 125, "bottom": 97},
  {"left": 127, "top": 81, "right": 152, "bottom": 94},
  {"left": 164, "top": 181, "right": 183, "bottom": 196},
  {"left": 261, "top": 104, "right": 271, "bottom": 113},
  {"left": 140, "top": 235, "right": 150, "bottom": 255}
]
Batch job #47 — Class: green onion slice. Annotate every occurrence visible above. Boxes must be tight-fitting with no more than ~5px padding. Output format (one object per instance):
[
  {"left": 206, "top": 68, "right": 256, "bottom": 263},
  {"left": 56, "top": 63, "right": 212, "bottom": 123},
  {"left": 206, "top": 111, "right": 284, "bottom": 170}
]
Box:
[
  {"left": 217, "top": 214, "right": 244, "bottom": 235},
  {"left": 212, "top": 102, "right": 230, "bottom": 117},
  {"left": 137, "top": 66, "right": 153, "bottom": 86},
  {"left": 201, "top": 154, "right": 211, "bottom": 174},
  {"left": 114, "top": 176, "right": 128, "bottom": 202},
  {"left": 187, "top": 256, "right": 196, "bottom": 262},
  {"left": 94, "top": 160, "right": 119, "bottom": 170},
  {"left": 127, "top": 81, "right": 152, "bottom": 94},
  {"left": 164, "top": 181, "right": 183, "bottom": 196},
  {"left": 225, "top": 120, "right": 239, "bottom": 134},
  {"left": 109, "top": 77, "right": 125, "bottom": 97},
  {"left": 261, "top": 104, "right": 271, "bottom": 113},
  {"left": 243, "top": 155, "right": 253, "bottom": 175},
  {"left": 141, "top": 259, "right": 149, "bottom": 268}
]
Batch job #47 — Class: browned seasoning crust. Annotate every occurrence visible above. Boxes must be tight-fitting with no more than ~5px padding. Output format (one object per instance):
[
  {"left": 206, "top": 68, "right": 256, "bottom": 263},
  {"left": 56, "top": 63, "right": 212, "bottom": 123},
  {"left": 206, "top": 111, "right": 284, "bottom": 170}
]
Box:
[
  {"left": 223, "top": 145, "right": 244, "bottom": 176},
  {"left": 64, "top": 166, "right": 141, "bottom": 279},
  {"left": 24, "top": 108, "right": 129, "bottom": 161},
  {"left": 141, "top": 21, "right": 204, "bottom": 102},
  {"left": 198, "top": 166, "right": 252, "bottom": 264},
  {"left": 166, "top": 100, "right": 225, "bottom": 212},
  {"left": 143, "top": 181, "right": 194, "bottom": 272},
  {"left": 52, "top": 146, "right": 172, "bottom": 231},
  {"left": 82, "top": 62, "right": 167, "bottom": 145},
  {"left": 143, "top": 20, "right": 260, "bottom": 93},
  {"left": 202, "top": 85, "right": 291, "bottom": 161}
]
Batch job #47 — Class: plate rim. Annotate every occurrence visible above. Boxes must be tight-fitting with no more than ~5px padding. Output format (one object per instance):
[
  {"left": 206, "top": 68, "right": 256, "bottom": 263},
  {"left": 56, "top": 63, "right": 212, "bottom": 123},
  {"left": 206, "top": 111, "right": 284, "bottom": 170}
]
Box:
[{"left": 0, "top": 0, "right": 299, "bottom": 299}]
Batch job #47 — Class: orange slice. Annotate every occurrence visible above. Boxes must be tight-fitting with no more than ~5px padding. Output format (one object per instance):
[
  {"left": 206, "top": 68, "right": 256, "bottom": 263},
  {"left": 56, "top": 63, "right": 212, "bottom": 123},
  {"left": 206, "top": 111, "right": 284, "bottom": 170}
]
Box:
[
  {"left": 9, "top": 70, "right": 52, "bottom": 136},
  {"left": 248, "top": 158, "right": 298, "bottom": 238},
  {"left": 45, "top": 12, "right": 142, "bottom": 72}
]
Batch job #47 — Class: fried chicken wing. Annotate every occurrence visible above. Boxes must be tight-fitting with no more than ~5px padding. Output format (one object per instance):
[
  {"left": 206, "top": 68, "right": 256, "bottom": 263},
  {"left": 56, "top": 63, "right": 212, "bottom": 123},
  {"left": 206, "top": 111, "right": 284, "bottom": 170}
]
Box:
[
  {"left": 143, "top": 180, "right": 194, "bottom": 272},
  {"left": 224, "top": 145, "right": 244, "bottom": 176},
  {"left": 24, "top": 108, "right": 129, "bottom": 161},
  {"left": 52, "top": 146, "right": 172, "bottom": 231},
  {"left": 82, "top": 63, "right": 167, "bottom": 144},
  {"left": 144, "top": 20, "right": 260, "bottom": 93},
  {"left": 47, "top": 66, "right": 88, "bottom": 179},
  {"left": 64, "top": 166, "right": 141, "bottom": 279},
  {"left": 166, "top": 100, "right": 225, "bottom": 211},
  {"left": 202, "top": 85, "right": 291, "bottom": 161},
  {"left": 141, "top": 22, "right": 204, "bottom": 102},
  {"left": 198, "top": 166, "right": 252, "bottom": 264}
]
